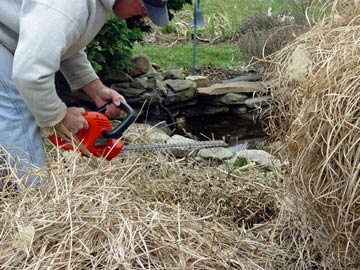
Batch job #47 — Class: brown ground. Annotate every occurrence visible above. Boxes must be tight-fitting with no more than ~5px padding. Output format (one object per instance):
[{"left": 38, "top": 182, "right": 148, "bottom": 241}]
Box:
[{"left": 183, "top": 65, "right": 248, "bottom": 85}]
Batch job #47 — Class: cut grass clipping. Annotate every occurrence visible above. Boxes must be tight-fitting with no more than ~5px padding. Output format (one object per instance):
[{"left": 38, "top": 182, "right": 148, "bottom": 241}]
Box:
[{"left": 0, "top": 128, "right": 283, "bottom": 269}]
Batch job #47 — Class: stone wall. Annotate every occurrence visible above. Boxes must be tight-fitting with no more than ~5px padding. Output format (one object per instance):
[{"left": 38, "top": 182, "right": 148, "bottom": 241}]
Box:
[{"left": 56, "top": 56, "right": 271, "bottom": 140}]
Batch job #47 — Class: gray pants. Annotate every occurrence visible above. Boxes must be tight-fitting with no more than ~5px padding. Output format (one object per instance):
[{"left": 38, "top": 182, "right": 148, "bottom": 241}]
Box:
[{"left": 0, "top": 43, "right": 46, "bottom": 186}]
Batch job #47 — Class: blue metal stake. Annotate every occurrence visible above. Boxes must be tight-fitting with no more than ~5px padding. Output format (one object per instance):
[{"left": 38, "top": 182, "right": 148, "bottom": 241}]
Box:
[{"left": 192, "top": 0, "right": 198, "bottom": 75}]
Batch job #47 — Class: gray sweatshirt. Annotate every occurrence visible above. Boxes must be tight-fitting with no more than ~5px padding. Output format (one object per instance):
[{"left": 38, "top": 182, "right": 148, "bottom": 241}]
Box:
[{"left": 0, "top": 0, "right": 115, "bottom": 127}]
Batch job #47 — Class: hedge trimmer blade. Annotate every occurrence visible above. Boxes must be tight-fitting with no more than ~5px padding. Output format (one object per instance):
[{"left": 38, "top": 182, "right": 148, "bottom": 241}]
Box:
[{"left": 122, "top": 140, "right": 228, "bottom": 153}]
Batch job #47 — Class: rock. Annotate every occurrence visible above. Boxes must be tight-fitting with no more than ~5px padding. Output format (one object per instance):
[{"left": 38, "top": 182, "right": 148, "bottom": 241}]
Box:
[
  {"left": 129, "top": 55, "right": 151, "bottom": 77},
  {"left": 150, "top": 121, "right": 174, "bottom": 136},
  {"left": 197, "top": 81, "right": 267, "bottom": 96},
  {"left": 200, "top": 93, "right": 248, "bottom": 105},
  {"left": 245, "top": 96, "right": 272, "bottom": 108},
  {"left": 233, "top": 105, "right": 270, "bottom": 121},
  {"left": 111, "top": 83, "right": 148, "bottom": 98},
  {"left": 106, "top": 70, "right": 133, "bottom": 83},
  {"left": 151, "top": 63, "right": 162, "bottom": 71},
  {"left": 164, "top": 84, "right": 197, "bottom": 105},
  {"left": 197, "top": 147, "right": 234, "bottom": 160},
  {"left": 146, "top": 78, "right": 167, "bottom": 96},
  {"left": 221, "top": 93, "right": 249, "bottom": 104},
  {"left": 185, "top": 75, "right": 210, "bottom": 88},
  {"left": 148, "top": 127, "right": 171, "bottom": 144},
  {"left": 164, "top": 69, "right": 185, "bottom": 80},
  {"left": 145, "top": 63, "right": 161, "bottom": 78},
  {"left": 127, "top": 90, "right": 162, "bottom": 105},
  {"left": 167, "top": 135, "right": 197, "bottom": 158},
  {"left": 123, "top": 124, "right": 170, "bottom": 144},
  {"left": 165, "top": 79, "right": 194, "bottom": 93},
  {"left": 130, "top": 77, "right": 148, "bottom": 89},
  {"left": 156, "top": 79, "right": 168, "bottom": 96},
  {"left": 164, "top": 80, "right": 196, "bottom": 106},
  {"left": 231, "top": 106, "right": 249, "bottom": 115},
  {"left": 230, "top": 150, "right": 281, "bottom": 167},
  {"left": 122, "top": 123, "right": 152, "bottom": 143},
  {"left": 228, "top": 139, "right": 267, "bottom": 152},
  {"left": 162, "top": 91, "right": 177, "bottom": 105}
]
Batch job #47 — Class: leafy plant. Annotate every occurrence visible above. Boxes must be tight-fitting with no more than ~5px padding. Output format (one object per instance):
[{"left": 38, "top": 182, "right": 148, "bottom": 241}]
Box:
[
  {"left": 86, "top": 16, "right": 143, "bottom": 78},
  {"left": 232, "top": 157, "right": 248, "bottom": 168},
  {"left": 167, "top": 0, "right": 193, "bottom": 20},
  {"left": 204, "top": 11, "right": 240, "bottom": 41},
  {"left": 86, "top": 0, "right": 191, "bottom": 79}
]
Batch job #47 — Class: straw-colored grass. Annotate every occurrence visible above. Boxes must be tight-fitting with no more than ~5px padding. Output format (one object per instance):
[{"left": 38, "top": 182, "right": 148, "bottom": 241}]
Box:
[
  {"left": 0, "top": 128, "right": 289, "bottom": 269},
  {"left": 2, "top": 2, "right": 360, "bottom": 268},
  {"left": 266, "top": 1, "right": 360, "bottom": 269}
]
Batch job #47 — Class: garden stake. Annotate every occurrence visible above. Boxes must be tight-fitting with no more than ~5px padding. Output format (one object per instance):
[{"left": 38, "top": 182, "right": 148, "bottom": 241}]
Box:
[{"left": 191, "top": 0, "right": 204, "bottom": 75}]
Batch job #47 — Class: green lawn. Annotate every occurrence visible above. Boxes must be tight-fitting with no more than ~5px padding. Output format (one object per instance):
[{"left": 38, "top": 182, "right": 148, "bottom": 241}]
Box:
[
  {"left": 133, "top": 42, "right": 244, "bottom": 69},
  {"left": 133, "top": 0, "right": 307, "bottom": 69},
  {"left": 181, "top": 0, "right": 298, "bottom": 22}
]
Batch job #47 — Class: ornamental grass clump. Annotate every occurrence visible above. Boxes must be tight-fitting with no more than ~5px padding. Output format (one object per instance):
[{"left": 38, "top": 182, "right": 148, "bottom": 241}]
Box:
[
  {"left": 237, "top": 8, "right": 309, "bottom": 72},
  {"left": 266, "top": 1, "right": 360, "bottom": 268}
]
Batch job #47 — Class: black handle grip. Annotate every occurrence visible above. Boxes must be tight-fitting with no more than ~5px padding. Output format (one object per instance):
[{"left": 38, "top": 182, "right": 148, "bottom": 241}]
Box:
[{"left": 97, "top": 101, "right": 135, "bottom": 138}]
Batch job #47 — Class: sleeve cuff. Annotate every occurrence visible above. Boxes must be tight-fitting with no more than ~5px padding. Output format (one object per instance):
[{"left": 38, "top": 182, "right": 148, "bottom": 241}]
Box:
[{"left": 36, "top": 102, "right": 67, "bottom": 128}]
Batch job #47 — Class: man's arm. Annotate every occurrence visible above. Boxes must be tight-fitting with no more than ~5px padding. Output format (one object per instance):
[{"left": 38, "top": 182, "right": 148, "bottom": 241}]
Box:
[
  {"left": 60, "top": 50, "right": 99, "bottom": 91},
  {"left": 12, "top": 2, "right": 80, "bottom": 128},
  {"left": 60, "top": 51, "right": 126, "bottom": 117}
]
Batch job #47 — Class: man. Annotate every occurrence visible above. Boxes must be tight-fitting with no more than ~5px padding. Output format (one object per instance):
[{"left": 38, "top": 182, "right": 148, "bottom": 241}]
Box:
[{"left": 0, "top": 0, "right": 169, "bottom": 185}]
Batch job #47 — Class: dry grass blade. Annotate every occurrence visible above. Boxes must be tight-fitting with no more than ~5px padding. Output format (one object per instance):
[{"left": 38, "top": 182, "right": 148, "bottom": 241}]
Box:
[
  {"left": 0, "top": 125, "right": 287, "bottom": 270},
  {"left": 266, "top": 3, "right": 360, "bottom": 269}
]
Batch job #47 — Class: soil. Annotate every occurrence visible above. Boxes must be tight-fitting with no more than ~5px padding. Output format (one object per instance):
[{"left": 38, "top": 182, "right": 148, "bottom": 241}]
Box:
[{"left": 183, "top": 65, "right": 248, "bottom": 85}]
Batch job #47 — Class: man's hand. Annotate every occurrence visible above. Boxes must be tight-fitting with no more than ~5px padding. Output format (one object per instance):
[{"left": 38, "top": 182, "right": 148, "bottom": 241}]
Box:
[
  {"left": 93, "top": 87, "right": 126, "bottom": 117},
  {"left": 58, "top": 107, "right": 88, "bottom": 133},
  {"left": 82, "top": 79, "right": 126, "bottom": 118}
]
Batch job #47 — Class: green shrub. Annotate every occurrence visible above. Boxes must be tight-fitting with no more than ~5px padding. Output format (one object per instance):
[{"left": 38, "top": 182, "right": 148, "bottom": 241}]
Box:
[
  {"left": 167, "top": 0, "right": 192, "bottom": 20},
  {"left": 86, "top": 1, "right": 191, "bottom": 79},
  {"left": 86, "top": 16, "right": 143, "bottom": 78}
]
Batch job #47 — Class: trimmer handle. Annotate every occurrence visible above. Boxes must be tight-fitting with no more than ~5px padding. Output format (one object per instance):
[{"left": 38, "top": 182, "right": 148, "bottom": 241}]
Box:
[{"left": 96, "top": 101, "right": 135, "bottom": 138}]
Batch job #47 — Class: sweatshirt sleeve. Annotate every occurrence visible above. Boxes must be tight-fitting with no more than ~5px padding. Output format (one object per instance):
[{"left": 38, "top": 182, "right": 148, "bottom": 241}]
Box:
[
  {"left": 60, "top": 50, "right": 99, "bottom": 91},
  {"left": 12, "top": 2, "right": 82, "bottom": 128}
]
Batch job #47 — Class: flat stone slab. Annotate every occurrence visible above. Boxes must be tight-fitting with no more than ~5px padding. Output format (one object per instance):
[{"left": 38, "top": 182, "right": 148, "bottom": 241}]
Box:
[
  {"left": 185, "top": 75, "right": 210, "bottom": 88},
  {"left": 165, "top": 79, "right": 194, "bottom": 93},
  {"left": 197, "top": 81, "right": 266, "bottom": 96},
  {"left": 197, "top": 147, "right": 234, "bottom": 160}
]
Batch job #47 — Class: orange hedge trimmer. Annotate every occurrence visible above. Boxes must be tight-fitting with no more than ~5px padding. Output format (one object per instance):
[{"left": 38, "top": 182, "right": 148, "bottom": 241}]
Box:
[{"left": 50, "top": 102, "right": 227, "bottom": 161}]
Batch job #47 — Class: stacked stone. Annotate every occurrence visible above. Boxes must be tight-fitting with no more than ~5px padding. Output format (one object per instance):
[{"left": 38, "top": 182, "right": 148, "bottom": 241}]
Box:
[
  {"left": 56, "top": 55, "right": 272, "bottom": 125},
  {"left": 107, "top": 55, "right": 271, "bottom": 122},
  {"left": 182, "top": 77, "right": 271, "bottom": 121}
]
